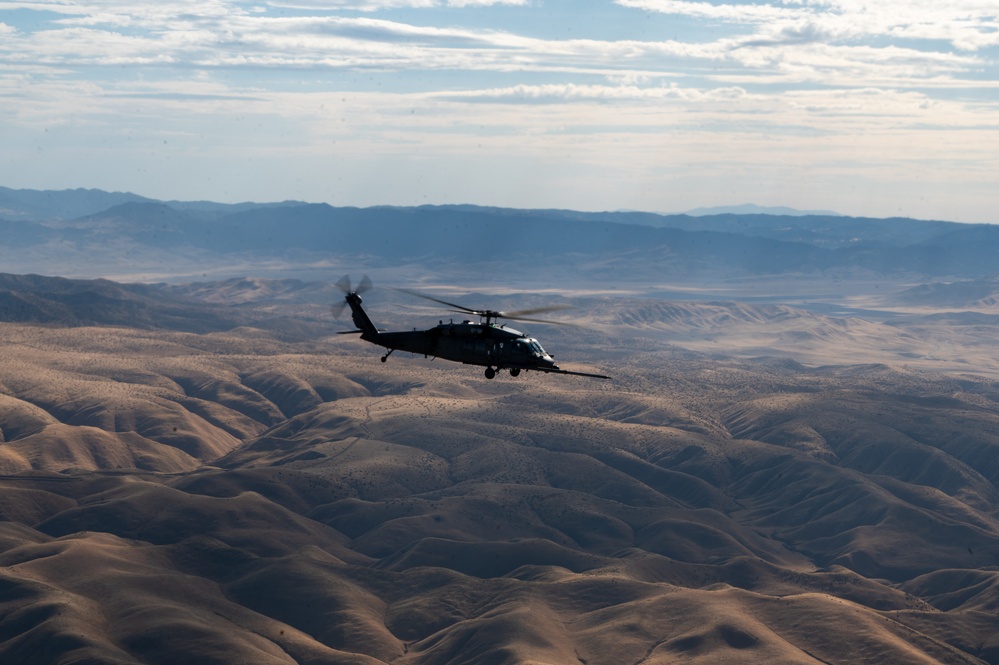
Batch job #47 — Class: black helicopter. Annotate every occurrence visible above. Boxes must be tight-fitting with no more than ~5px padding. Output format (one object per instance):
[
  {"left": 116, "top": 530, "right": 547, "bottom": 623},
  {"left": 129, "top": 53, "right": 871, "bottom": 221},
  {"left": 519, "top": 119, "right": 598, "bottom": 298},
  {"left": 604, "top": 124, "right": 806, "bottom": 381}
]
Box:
[{"left": 333, "top": 276, "right": 610, "bottom": 380}]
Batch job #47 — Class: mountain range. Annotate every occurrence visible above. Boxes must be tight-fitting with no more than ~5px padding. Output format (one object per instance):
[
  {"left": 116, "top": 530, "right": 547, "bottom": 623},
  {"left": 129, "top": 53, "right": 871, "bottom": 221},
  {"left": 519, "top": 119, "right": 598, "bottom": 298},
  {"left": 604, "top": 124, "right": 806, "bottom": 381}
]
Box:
[{"left": 1, "top": 187, "right": 997, "bottom": 285}]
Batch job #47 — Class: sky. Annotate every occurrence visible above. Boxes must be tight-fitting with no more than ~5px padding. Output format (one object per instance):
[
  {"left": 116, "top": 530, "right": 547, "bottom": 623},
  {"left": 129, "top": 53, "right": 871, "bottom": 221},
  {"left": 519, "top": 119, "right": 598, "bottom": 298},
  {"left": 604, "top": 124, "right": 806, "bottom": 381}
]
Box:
[{"left": 0, "top": 1, "right": 997, "bottom": 223}]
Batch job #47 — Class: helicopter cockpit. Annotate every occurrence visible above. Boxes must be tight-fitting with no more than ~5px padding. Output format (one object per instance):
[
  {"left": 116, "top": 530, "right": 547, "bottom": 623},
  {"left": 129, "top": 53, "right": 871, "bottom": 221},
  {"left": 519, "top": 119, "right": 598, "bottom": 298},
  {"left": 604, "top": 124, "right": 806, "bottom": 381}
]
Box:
[{"left": 514, "top": 338, "right": 549, "bottom": 358}]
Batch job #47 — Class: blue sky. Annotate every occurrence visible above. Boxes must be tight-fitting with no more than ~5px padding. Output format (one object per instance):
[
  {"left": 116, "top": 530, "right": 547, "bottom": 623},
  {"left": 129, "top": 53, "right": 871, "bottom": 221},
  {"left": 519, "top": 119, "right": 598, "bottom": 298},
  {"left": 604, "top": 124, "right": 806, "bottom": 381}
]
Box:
[{"left": 1, "top": 0, "right": 997, "bottom": 222}]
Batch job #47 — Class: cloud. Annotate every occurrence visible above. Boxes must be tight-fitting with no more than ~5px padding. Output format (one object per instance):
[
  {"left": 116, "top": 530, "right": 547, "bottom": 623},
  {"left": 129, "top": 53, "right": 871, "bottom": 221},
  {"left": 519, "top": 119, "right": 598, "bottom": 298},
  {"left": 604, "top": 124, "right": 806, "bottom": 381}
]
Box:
[
  {"left": 735, "top": 20, "right": 855, "bottom": 48},
  {"left": 436, "top": 82, "right": 748, "bottom": 103},
  {"left": 0, "top": 1, "right": 990, "bottom": 91},
  {"left": 615, "top": 0, "right": 803, "bottom": 23},
  {"left": 263, "top": 0, "right": 528, "bottom": 10},
  {"left": 446, "top": 0, "right": 528, "bottom": 6},
  {"left": 615, "top": 0, "right": 999, "bottom": 51}
]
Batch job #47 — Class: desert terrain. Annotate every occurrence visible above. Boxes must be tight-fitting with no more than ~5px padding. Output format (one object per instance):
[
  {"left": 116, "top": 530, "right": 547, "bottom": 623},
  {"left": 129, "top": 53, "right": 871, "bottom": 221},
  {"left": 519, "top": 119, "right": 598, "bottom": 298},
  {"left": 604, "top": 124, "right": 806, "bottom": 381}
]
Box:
[
  {"left": 2, "top": 271, "right": 999, "bottom": 664},
  {"left": 3, "top": 191, "right": 999, "bottom": 662}
]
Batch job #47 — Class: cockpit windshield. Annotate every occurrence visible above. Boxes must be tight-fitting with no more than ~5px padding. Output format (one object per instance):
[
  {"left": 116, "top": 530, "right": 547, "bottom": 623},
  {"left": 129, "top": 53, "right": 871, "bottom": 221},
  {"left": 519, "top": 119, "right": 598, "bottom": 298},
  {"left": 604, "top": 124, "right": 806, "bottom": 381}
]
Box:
[{"left": 528, "top": 340, "right": 545, "bottom": 356}]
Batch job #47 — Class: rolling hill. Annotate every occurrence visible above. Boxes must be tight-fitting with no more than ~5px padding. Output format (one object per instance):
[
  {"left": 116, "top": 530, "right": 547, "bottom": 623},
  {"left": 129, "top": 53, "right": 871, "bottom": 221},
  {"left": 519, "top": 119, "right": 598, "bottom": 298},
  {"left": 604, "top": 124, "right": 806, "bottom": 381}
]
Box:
[{"left": 1, "top": 271, "right": 999, "bottom": 663}]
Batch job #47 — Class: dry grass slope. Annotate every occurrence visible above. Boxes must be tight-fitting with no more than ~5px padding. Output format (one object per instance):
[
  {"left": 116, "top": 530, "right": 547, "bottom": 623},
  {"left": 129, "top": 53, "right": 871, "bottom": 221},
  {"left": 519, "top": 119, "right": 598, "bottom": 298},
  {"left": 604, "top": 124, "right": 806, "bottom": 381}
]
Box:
[{"left": 1, "top": 311, "right": 999, "bottom": 663}]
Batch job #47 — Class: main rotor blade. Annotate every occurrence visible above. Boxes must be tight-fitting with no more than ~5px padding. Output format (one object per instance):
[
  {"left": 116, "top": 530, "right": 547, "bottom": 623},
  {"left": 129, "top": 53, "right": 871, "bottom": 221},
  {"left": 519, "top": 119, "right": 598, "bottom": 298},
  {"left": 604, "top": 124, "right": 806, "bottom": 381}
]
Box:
[
  {"left": 499, "top": 305, "right": 575, "bottom": 318},
  {"left": 394, "top": 288, "right": 479, "bottom": 315},
  {"left": 395, "top": 288, "right": 575, "bottom": 322},
  {"left": 503, "top": 314, "right": 581, "bottom": 328}
]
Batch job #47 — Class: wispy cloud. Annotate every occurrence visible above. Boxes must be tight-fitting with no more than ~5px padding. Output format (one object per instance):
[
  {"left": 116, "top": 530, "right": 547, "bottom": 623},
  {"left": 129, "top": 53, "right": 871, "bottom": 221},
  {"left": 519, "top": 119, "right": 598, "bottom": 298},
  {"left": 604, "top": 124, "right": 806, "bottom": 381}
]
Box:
[
  {"left": 616, "top": 0, "right": 800, "bottom": 23},
  {"left": 1, "top": 1, "right": 990, "bottom": 93},
  {"left": 618, "top": 0, "right": 999, "bottom": 51},
  {"left": 438, "top": 82, "right": 749, "bottom": 103},
  {"left": 267, "top": 0, "right": 528, "bottom": 8}
]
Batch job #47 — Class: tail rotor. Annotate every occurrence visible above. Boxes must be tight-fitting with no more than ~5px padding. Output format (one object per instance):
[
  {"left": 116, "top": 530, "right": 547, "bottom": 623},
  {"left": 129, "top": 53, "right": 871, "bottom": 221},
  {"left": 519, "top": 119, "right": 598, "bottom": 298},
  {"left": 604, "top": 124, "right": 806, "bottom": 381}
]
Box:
[{"left": 331, "top": 274, "right": 372, "bottom": 319}]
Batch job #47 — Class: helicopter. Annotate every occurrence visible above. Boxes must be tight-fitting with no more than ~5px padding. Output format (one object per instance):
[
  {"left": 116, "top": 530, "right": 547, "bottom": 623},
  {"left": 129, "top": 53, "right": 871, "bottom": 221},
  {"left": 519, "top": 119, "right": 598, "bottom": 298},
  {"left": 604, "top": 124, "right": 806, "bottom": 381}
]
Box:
[{"left": 333, "top": 275, "right": 610, "bottom": 380}]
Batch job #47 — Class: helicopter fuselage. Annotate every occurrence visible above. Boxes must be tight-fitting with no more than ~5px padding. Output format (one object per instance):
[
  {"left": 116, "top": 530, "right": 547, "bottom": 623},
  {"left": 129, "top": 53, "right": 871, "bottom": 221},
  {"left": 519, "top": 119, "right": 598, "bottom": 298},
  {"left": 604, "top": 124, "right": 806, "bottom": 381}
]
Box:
[{"left": 363, "top": 320, "right": 558, "bottom": 373}]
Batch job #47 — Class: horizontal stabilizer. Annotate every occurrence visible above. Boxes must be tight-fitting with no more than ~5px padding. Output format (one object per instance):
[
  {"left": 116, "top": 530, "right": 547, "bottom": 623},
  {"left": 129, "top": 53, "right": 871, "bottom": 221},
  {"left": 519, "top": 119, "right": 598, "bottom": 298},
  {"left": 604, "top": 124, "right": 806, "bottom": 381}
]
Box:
[{"left": 536, "top": 368, "right": 612, "bottom": 380}]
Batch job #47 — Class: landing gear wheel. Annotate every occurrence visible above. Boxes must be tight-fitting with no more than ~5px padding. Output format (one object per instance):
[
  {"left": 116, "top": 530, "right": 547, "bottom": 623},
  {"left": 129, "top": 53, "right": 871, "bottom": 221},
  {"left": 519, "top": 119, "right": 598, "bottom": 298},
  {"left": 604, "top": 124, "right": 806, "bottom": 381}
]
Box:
[
  {"left": 509, "top": 368, "right": 521, "bottom": 377},
  {"left": 380, "top": 356, "right": 387, "bottom": 362},
  {"left": 484, "top": 367, "right": 496, "bottom": 380}
]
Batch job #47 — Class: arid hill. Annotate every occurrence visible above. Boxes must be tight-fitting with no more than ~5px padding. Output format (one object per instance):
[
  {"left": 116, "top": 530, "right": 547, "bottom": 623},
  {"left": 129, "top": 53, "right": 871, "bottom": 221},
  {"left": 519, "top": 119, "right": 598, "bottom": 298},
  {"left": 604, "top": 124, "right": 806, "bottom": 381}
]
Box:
[{"left": 3, "top": 271, "right": 999, "bottom": 664}]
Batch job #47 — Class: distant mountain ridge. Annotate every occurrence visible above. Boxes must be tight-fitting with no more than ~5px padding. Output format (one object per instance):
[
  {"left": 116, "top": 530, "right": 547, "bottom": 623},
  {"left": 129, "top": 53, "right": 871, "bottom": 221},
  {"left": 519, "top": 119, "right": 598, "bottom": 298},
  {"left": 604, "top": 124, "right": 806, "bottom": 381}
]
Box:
[
  {"left": 415, "top": 204, "right": 954, "bottom": 248},
  {"left": 0, "top": 186, "right": 995, "bottom": 282},
  {"left": 0, "top": 186, "right": 305, "bottom": 222},
  {"left": 0, "top": 186, "right": 154, "bottom": 221},
  {"left": 684, "top": 203, "right": 843, "bottom": 217}
]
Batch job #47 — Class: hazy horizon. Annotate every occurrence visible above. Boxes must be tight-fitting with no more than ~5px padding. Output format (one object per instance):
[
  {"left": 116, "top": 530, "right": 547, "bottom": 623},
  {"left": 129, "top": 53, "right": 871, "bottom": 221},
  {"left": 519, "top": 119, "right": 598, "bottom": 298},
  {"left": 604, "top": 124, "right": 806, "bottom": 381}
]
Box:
[{"left": 0, "top": 186, "right": 982, "bottom": 226}]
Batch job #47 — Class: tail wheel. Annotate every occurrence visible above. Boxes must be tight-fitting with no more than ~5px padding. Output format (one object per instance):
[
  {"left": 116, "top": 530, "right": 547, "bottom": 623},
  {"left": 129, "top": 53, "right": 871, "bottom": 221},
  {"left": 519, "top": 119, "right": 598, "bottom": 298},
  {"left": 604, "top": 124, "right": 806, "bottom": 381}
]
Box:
[
  {"left": 484, "top": 367, "right": 496, "bottom": 379},
  {"left": 509, "top": 368, "right": 521, "bottom": 377}
]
